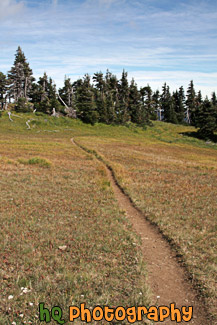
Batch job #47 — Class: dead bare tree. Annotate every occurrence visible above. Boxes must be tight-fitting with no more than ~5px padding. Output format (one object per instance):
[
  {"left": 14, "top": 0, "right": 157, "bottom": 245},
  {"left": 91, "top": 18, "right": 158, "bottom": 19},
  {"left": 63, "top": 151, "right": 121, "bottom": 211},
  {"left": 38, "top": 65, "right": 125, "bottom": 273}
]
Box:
[
  {"left": 58, "top": 93, "right": 76, "bottom": 118},
  {"left": 26, "top": 120, "right": 31, "bottom": 129},
  {"left": 8, "top": 112, "right": 13, "bottom": 122},
  {"left": 51, "top": 107, "right": 59, "bottom": 117}
]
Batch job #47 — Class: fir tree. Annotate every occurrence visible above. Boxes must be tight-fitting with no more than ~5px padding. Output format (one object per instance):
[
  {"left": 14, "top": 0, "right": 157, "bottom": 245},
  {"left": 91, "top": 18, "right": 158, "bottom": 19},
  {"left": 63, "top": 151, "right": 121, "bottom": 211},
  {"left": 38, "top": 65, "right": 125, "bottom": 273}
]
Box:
[
  {"left": 128, "top": 79, "right": 144, "bottom": 124},
  {"left": 173, "top": 86, "right": 185, "bottom": 123},
  {"left": 47, "top": 77, "right": 61, "bottom": 113},
  {"left": 118, "top": 70, "right": 130, "bottom": 124},
  {"left": 105, "top": 92, "right": 116, "bottom": 124},
  {"left": 194, "top": 90, "right": 203, "bottom": 123},
  {"left": 152, "top": 90, "right": 160, "bottom": 120},
  {"left": 33, "top": 72, "right": 50, "bottom": 113},
  {"left": 0, "top": 72, "right": 7, "bottom": 110},
  {"left": 140, "top": 85, "right": 155, "bottom": 120},
  {"left": 211, "top": 92, "right": 217, "bottom": 106},
  {"left": 32, "top": 73, "right": 62, "bottom": 114},
  {"left": 186, "top": 80, "right": 196, "bottom": 125},
  {"left": 75, "top": 74, "right": 98, "bottom": 125},
  {"left": 93, "top": 72, "right": 107, "bottom": 123},
  {"left": 8, "top": 46, "right": 34, "bottom": 102},
  {"left": 195, "top": 97, "right": 217, "bottom": 139},
  {"left": 161, "top": 84, "right": 178, "bottom": 124},
  {"left": 104, "top": 70, "right": 119, "bottom": 123}
]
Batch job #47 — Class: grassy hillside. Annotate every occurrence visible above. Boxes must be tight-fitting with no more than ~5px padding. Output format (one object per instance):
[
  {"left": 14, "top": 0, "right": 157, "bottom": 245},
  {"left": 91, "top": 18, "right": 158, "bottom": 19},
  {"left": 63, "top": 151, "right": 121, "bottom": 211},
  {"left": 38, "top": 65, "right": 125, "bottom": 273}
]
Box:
[{"left": 0, "top": 112, "right": 216, "bottom": 322}]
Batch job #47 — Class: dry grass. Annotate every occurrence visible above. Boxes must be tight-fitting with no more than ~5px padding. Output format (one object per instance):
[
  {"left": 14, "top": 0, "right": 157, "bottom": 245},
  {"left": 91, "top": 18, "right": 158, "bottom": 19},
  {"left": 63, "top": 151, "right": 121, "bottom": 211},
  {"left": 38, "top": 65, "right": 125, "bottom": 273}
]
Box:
[
  {"left": 0, "top": 115, "right": 151, "bottom": 324},
  {"left": 1, "top": 112, "right": 216, "bottom": 323},
  {"left": 78, "top": 124, "right": 217, "bottom": 321}
]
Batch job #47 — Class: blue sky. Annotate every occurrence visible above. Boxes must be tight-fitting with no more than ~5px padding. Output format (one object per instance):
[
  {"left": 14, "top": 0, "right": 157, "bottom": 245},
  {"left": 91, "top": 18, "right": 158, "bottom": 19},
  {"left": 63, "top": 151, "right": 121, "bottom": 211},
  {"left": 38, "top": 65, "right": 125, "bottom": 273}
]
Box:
[{"left": 0, "top": 0, "right": 217, "bottom": 96}]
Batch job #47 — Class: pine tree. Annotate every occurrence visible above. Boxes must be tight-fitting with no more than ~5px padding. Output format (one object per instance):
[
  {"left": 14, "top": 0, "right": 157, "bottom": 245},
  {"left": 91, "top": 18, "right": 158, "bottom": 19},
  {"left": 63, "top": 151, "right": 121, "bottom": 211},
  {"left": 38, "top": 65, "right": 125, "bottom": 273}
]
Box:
[
  {"left": 161, "top": 84, "right": 178, "bottom": 123},
  {"left": 168, "top": 95, "right": 178, "bottom": 124},
  {"left": 8, "top": 46, "right": 34, "bottom": 102},
  {"left": 173, "top": 86, "right": 185, "bottom": 123},
  {"left": 0, "top": 72, "right": 7, "bottom": 110},
  {"left": 32, "top": 73, "right": 62, "bottom": 114},
  {"left": 47, "top": 77, "right": 61, "bottom": 113},
  {"left": 140, "top": 85, "right": 155, "bottom": 120},
  {"left": 128, "top": 79, "right": 141, "bottom": 124},
  {"left": 105, "top": 92, "right": 116, "bottom": 124},
  {"left": 194, "top": 90, "right": 203, "bottom": 124},
  {"left": 152, "top": 90, "right": 160, "bottom": 120},
  {"left": 211, "top": 92, "right": 217, "bottom": 106},
  {"left": 93, "top": 72, "right": 107, "bottom": 123},
  {"left": 195, "top": 97, "right": 217, "bottom": 139},
  {"left": 75, "top": 74, "right": 98, "bottom": 125},
  {"left": 33, "top": 72, "right": 50, "bottom": 113},
  {"left": 104, "top": 70, "right": 119, "bottom": 123},
  {"left": 118, "top": 70, "right": 130, "bottom": 124},
  {"left": 186, "top": 80, "right": 196, "bottom": 125}
]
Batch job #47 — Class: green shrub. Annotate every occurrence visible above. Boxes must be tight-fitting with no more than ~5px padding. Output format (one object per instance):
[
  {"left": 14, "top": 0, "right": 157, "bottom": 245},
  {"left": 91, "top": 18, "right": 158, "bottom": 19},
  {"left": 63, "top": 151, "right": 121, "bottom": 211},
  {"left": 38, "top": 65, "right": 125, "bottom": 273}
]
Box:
[{"left": 18, "top": 157, "right": 52, "bottom": 168}]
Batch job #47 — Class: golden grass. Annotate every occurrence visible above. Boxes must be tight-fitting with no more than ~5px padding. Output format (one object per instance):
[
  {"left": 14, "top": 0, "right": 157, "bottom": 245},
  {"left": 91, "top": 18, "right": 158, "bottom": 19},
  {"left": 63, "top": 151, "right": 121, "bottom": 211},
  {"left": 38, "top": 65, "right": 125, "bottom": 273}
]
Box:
[
  {"left": 78, "top": 131, "right": 217, "bottom": 320},
  {"left": 0, "top": 112, "right": 216, "bottom": 322},
  {"left": 0, "top": 128, "right": 151, "bottom": 324}
]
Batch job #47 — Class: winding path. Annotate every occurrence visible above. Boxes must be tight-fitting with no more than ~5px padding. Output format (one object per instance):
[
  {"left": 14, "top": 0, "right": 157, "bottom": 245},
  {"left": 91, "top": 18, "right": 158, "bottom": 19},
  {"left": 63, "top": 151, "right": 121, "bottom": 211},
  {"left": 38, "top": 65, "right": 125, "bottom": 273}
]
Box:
[{"left": 72, "top": 138, "right": 210, "bottom": 324}]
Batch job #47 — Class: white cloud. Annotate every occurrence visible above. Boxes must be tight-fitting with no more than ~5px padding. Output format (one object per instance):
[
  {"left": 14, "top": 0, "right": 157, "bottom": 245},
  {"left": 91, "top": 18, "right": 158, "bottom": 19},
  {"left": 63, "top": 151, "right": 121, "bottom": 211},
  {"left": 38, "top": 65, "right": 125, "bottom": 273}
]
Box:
[
  {"left": 0, "top": 0, "right": 24, "bottom": 21},
  {"left": 0, "top": 0, "right": 216, "bottom": 98}
]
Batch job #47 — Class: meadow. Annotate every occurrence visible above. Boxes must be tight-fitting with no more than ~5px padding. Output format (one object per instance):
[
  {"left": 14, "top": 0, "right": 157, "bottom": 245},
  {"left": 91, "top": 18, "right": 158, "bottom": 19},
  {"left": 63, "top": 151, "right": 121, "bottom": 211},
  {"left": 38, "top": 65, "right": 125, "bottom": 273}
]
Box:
[
  {"left": 0, "top": 112, "right": 216, "bottom": 323},
  {"left": 77, "top": 121, "right": 217, "bottom": 321},
  {"left": 0, "top": 114, "right": 151, "bottom": 324}
]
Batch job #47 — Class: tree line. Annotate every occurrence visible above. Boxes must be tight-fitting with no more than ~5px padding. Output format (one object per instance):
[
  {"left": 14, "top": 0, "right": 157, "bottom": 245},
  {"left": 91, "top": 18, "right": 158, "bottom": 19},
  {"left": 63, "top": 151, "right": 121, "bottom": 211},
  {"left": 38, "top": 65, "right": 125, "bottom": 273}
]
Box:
[{"left": 0, "top": 46, "right": 216, "bottom": 139}]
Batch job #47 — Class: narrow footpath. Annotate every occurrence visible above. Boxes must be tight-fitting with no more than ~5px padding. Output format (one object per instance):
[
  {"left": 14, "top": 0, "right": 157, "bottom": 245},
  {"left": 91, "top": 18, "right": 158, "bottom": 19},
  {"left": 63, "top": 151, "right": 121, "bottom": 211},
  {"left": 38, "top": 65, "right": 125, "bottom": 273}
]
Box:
[{"left": 72, "top": 138, "right": 210, "bottom": 325}]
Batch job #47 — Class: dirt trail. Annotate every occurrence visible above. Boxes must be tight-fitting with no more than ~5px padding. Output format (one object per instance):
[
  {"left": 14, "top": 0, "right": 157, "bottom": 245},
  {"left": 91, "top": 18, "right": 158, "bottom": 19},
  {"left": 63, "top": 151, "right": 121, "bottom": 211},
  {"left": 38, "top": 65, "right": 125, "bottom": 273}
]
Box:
[{"left": 72, "top": 139, "right": 210, "bottom": 325}]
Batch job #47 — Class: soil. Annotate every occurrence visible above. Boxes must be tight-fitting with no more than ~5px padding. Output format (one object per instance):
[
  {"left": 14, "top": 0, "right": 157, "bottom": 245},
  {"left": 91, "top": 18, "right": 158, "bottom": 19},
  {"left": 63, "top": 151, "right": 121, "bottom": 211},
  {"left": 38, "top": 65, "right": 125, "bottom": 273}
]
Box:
[{"left": 72, "top": 138, "right": 211, "bottom": 325}]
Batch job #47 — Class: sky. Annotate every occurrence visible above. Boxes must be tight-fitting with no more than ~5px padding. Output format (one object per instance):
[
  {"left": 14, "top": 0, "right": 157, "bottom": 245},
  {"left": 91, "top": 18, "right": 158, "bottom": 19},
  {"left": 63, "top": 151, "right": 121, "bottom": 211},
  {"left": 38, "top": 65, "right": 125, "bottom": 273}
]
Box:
[{"left": 0, "top": 0, "right": 217, "bottom": 96}]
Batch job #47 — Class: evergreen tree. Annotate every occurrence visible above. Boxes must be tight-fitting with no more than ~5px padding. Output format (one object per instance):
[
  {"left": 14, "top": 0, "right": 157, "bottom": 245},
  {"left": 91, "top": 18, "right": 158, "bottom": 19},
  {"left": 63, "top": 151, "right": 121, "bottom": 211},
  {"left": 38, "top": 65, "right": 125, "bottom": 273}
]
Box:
[
  {"left": 75, "top": 74, "right": 98, "bottom": 125},
  {"left": 128, "top": 78, "right": 139, "bottom": 123},
  {"left": 8, "top": 46, "right": 34, "bottom": 102},
  {"left": 29, "top": 82, "right": 41, "bottom": 106},
  {"left": 211, "top": 92, "right": 217, "bottom": 106},
  {"left": 186, "top": 80, "right": 196, "bottom": 125},
  {"left": 161, "top": 84, "right": 178, "bottom": 123},
  {"left": 33, "top": 72, "right": 50, "bottom": 113},
  {"left": 118, "top": 70, "right": 130, "bottom": 124},
  {"left": 168, "top": 95, "right": 178, "bottom": 124},
  {"left": 105, "top": 92, "right": 116, "bottom": 124},
  {"left": 32, "top": 73, "right": 62, "bottom": 114},
  {"left": 104, "top": 70, "right": 119, "bottom": 123},
  {"left": 173, "top": 86, "right": 185, "bottom": 123},
  {"left": 93, "top": 72, "right": 107, "bottom": 123},
  {"left": 0, "top": 72, "right": 7, "bottom": 110},
  {"left": 47, "top": 77, "right": 61, "bottom": 113},
  {"left": 140, "top": 85, "right": 155, "bottom": 120},
  {"left": 160, "top": 83, "right": 167, "bottom": 121},
  {"left": 128, "top": 79, "right": 143, "bottom": 124},
  {"left": 152, "top": 90, "right": 160, "bottom": 120},
  {"left": 195, "top": 97, "right": 217, "bottom": 139},
  {"left": 194, "top": 90, "right": 203, "bottom": 123}
]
